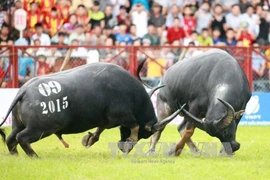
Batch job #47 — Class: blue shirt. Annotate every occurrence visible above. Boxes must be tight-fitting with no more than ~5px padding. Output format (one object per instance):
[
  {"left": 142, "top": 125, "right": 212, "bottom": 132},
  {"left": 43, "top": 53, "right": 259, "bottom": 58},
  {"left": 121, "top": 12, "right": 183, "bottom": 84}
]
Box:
[
  {"left": 115, "top": 33, "right": 133, "bottom": 44},
  {"left": 223, "top": 39, "right": 237, "bottom": 46},
  {"left": 18, "top": 57, "right": 35, "bottom": 77},
  {"left": 252, "top": 52, "right": 265, "bottom": 70}
]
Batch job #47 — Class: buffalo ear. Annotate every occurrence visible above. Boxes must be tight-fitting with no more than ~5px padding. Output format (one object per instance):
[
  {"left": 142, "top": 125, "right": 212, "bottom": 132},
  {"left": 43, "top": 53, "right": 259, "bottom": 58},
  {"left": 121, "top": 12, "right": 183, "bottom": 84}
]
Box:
[{"left": 234, "top": 110, "right": 245, "bottom": 120}]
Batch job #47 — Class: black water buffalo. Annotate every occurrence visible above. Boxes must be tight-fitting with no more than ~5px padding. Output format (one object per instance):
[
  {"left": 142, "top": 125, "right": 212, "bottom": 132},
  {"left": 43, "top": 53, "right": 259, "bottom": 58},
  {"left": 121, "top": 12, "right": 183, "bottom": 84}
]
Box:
[
  {"left": 0, "top": 63, "right": 184, "bottom": 157},
  {"left": 147, "top": 49, "right": 251, "bottom": 156}
]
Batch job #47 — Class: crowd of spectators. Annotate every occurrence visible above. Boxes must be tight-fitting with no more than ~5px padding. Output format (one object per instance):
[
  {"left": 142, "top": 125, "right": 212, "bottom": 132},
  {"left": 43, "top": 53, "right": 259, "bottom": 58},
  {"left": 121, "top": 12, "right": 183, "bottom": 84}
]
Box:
[{"left": 0, "top": 0, "right": 270, "bottom": 88}]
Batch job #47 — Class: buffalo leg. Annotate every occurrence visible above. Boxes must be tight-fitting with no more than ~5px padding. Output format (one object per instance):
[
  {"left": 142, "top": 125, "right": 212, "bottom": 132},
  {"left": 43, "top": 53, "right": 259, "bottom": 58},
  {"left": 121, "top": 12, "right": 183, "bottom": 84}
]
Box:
[
  {"left": 81, "top": 127, "right": 105, "bottom": 148},
  {"left": 177, "top": 119, "right": 198, "bottom": 153},
  {"left": 16, "top": 129, "right": 52, "bottom": 157},
  {"left": 55, "top": 134, "right": 69, "bottom": 148},
  {"left": 123, "top": 125, "right": 139, "bottom": 153},
  {"left": 147, "top": 98, "right": 171, "bottom": 154},
  {"left": 174, "top": 121, "right": 195, "bottom": 156},
  {"left": 6, "top": 127, "right": 24, "bottom": 155}
]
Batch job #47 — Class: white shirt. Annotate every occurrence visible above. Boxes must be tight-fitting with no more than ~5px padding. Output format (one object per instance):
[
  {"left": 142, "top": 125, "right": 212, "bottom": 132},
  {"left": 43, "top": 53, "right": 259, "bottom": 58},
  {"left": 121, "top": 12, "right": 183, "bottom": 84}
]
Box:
[
  {"left": 110, "top": 0, "right": 127, "bottom": 17},
  {"left": 87, "top": 49, "right": 100, "bottom": 64},
  {"left": 241, "top": 13, "right": 260, "bottom": 37},
  {"left": 71, "top": 47, "right": 88, "bottom": 58},
  {"left": 226, "top": 13, "right": 242, "bottom": 29},
  {"left": 131, "top": 10, "right": 148, "bottom": 38},
  {"left": 31, "top": 33, "right": 51, "bottom": 46}
]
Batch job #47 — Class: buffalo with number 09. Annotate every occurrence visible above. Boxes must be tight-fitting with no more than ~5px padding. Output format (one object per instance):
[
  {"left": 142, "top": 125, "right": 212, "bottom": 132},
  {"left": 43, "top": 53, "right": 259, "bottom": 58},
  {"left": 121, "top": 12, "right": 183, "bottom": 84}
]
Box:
[
  {"left": 146, "top": 49, "right": 251, "bottom": 156},
  {"left": 0, "top": 62, "right": 184, "bottom": 157}
]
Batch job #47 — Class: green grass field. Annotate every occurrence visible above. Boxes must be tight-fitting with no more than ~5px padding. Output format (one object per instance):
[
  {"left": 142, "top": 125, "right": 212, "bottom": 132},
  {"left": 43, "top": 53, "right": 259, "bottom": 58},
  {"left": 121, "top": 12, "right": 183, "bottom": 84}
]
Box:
[{"left": 0, "top": 126, "right": 269, "bottom": 180}]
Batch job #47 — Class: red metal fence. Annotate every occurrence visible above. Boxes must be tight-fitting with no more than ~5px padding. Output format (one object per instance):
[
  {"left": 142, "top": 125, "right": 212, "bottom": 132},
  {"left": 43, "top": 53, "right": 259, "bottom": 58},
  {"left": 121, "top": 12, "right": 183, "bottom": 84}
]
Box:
[{"left": 0, "top": 45, "right": 269, "bottom": 92}]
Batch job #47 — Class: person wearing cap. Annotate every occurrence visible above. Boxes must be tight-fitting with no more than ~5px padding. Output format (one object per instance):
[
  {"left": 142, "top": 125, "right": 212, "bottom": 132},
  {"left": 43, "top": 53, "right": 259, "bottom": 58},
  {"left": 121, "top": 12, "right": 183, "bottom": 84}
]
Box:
[
  {"left": 88, "top": 1, "right": 105, "bottom": 30},
  {"left": 236, "top": 21, "right": 256, "bottom": 47}
]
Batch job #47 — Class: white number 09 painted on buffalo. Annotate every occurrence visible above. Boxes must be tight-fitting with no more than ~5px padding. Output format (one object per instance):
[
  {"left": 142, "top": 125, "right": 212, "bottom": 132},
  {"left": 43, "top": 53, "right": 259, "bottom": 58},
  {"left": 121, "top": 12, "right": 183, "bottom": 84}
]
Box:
[{"left": 38, "top": 81, "right": 61, "bottom": 97}]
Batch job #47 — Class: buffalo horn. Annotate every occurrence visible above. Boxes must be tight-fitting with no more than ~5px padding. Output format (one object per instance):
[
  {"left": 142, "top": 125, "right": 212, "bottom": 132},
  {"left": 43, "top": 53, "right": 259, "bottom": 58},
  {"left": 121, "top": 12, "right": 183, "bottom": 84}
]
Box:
[
  {"left": 148, "top": 85, "right": 165, "bottom": 97},
  {"left": 213, "top": 98, "right": 235, "bottom": 130},
  {"left": 151, "top": 104, "right": 186, "bottom": 132}
]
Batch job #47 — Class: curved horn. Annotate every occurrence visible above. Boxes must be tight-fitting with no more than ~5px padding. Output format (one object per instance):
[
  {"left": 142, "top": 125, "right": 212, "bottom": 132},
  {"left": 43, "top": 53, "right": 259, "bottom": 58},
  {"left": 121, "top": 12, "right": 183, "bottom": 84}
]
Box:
[
  {"left": 213, "top": 98, "right": 235, "bottom": 130},
  {"left": 148, "top": 85, "right": 165, "bottom": 97},
  {"left": 181, "top": 108, "right": 206, "bottom": 131},
  {"left": 151, "top": 104, "right": 186, "bottom": 132}
]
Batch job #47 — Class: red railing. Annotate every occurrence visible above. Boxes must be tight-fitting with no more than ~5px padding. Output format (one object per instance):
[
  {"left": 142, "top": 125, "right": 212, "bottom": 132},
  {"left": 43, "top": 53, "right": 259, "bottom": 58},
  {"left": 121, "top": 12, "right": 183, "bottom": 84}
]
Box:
[{"left": 1, "top": 45, "right": 269, "bottom": 91}]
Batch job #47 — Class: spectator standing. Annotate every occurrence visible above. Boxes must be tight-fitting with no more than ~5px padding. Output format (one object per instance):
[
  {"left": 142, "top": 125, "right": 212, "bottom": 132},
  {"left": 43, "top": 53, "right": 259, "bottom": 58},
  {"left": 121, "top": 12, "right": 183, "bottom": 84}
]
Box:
[
  {"left": 211, "top": 4, "right": 227, "bottom": 38},
  {"left": 31, "top": 23, "right": 51, "bottom": 46},
  {"left": 226, "top": 4, "right": 242, "bottom": 31},
  {"left": 130, "top": 3, "right": 148, "bottom": 38},
  {"left": 165, "top": 4, "right": 184, "bottom": 28},
  {"left": 166, "top": 17, "right": 185, "bottom": 44},
  {"left": 143, "top": 23, "right": 160, "bottom": 45},
  {"left": 148, "top": 2, "right": 166, "bottom": 28},
  {"left": 197, "top": 28, "right": 213, "bottom": 46},
  {"left": 195, "top": 1, "right": 212, "bottom": 33},
  {"left": 182, "top": 5, "right": 196, "bottom": 37},
  {"left": 88, "top": 1, "right": 105, "bottom": 30}
]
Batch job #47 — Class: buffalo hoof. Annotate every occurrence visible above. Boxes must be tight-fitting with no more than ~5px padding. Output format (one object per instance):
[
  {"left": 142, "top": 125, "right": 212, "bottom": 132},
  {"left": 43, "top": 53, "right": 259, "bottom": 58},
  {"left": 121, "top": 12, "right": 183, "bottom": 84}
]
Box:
[
  {"left": 81, "top": 132, "right": 94, "bottom": 148},
  {"left": 219, "top": 147, "right": 234, "bottom": 157},
  {"left": 167, "top": 144, "right": 178, "bottom": 157},
  {"left": 118, "top": 141, "right": 135, "bottom": 154},
  {"left": 145, "top": 149, "right": 156, "bottom": 156}
]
